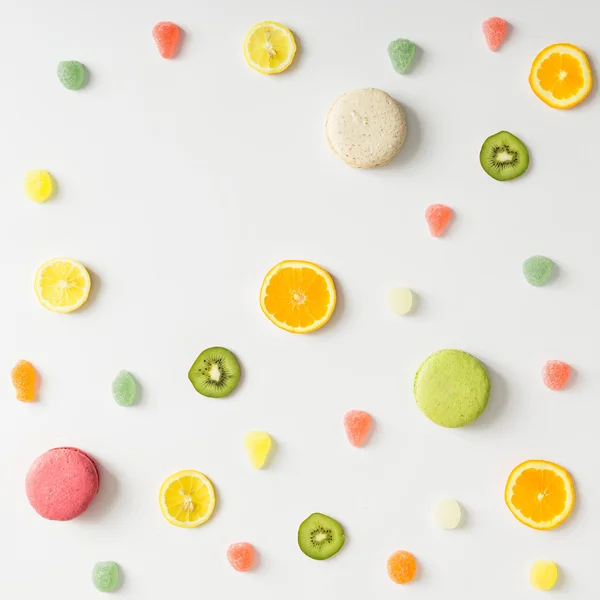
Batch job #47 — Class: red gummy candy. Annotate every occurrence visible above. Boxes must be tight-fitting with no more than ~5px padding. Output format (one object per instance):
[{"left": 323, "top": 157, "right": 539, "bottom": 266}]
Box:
[
  {"left": 227, "top": 542, "right": 255, "bottom": 572},
  {"left": 482, "top": 17, "right": 507, "bottom": 51},
  {"left": 542, "top": 360, "right": 570, "bottom": 391},
  {"left": 344, "top": 410, "right": 372, "bottom": 447},
  {"left": 425, "top": 204, "right": 452, "bottom": 237},
  {"left": 153, "top": 22, "right": 180, "bottom": 59}
]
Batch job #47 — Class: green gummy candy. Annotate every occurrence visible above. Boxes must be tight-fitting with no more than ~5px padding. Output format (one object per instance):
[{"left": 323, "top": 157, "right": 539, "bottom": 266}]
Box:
[
  {"left": 523, "top": 256, "right": 553, "bottom": 286},
  {"left": 92, "top": 561, "right": 119, "bottom": 592},
  {"left": 112, "top": 370, "right": 137, "bottom": 407},
  {"left": 57, "top": 61, "right": 86, "bottom": 90},
  {"left": 387, "top": 39, "right": 416, "bottom": 74}
]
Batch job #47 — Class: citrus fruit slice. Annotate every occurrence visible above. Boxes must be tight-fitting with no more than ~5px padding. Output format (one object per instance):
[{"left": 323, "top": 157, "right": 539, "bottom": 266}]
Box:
[
  {"left": 260, "top": 260, "right": 336, "bottom": 334},
  {"left": 34, "top": 258, "right": 91, "bottom": 313},
  {"left": 505, "top": 460, "right": 575, "bottom": 530},
  {"left": 159, "top": 470, "right": 216, "bottom": 528},
  {"left": 529, "top": 43, "right": 593, "bottom": 109},
  {"left": 243, "top": 21, "right": 296, "bottom": 75}
]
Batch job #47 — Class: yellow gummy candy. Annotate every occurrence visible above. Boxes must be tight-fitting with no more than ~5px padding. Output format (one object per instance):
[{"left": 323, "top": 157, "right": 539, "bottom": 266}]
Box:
[
  {"left": 244, "top": 431, "right": 272, "bottom": 469},
  {"left": 25, "top": 170, "right": 54, "bottom": 203},
  {"left": 530, "top": 560, "right": 558, "bottom": 591}
]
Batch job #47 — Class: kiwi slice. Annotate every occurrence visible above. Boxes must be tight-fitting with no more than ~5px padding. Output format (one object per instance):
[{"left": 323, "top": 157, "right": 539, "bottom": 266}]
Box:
[
  {"left": 188, "top": 347, "right": 240, "bottom": 398},
  {"left": 480, "top": 130, "right": 529, "bottom": 181},
  {"left": 298, "top": 512, "right": 345, "bottom": 560}
]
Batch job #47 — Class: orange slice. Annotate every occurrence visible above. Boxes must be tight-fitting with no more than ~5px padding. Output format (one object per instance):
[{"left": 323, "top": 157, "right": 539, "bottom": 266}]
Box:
[
  {"left": 260, "top": 260, "right": 336, "bottom": 334},
  {"left": 505, "top": 460, "right": 575, "bottom": 530},
  {"left": 529, "top": 43, "right": 593, "bottom": 109}
]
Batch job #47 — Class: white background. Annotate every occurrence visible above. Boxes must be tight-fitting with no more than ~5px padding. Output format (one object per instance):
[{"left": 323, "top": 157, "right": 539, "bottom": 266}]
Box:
[{"left": 1, "top": 0, "right": 598, "bottom": 597}]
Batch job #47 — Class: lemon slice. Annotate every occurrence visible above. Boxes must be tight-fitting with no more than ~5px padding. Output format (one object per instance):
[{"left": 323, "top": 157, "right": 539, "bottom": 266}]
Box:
[
  {"left": 244, "top": 21, "right": 296, "bottom": 75},
  {"left": 159, "top": 470, "right": 216, "bottom": 528},
  {"left": 34, "top": 258, "right": 91, "bottom": 313}
]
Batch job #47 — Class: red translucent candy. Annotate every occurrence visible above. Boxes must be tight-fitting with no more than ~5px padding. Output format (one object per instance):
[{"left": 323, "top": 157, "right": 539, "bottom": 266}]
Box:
[
  {"left": 153, "top": 22, "right": 181, "bottom": 59},
  {"left": 482, "top": 17, "right": 507, "bottom": 51},
  {"left": 227, "top": 542, "right": 255, "bottom": 572},
  {"left": 425, "top": 204, "right": 452, "bottom": 237},
  {"left": 542, "top": 361, "right": 570, "bottom": 391},
  {"left": 344, "top": 410, "right": 372, "bottom": 447}
]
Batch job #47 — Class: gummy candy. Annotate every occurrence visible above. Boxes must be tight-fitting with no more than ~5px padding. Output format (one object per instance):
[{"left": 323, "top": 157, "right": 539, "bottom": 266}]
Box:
[
  {"left": 542, "top": 360, "right": 570, "bottom": 391},
  {"left": 530, "top": 560, "right": 558, "bottom": 590},
  {"left": 57, "top": 61, "right": 86, "bottom": 90},
  {"left": 387, "top": 550, "right": 417, "bottom": 584},
  {"left": 425, "top": 204, "right": 452, "bottom": 237},
  {"left": 387, "top": 39, "right": 416, "bottom": 74},
  {"left": 227, "top": 542, "right": 255, "bottom": 572},
  {"left": 153, "top": 22, "right": 181, "bottom": 59},
  {"left": 112, "top": 370, "right": 137, "bottom": 406},
  {"left": 244, "top": 431, "right": 272, "bottom": 468},
  {"left": 344, "top": 410, "right": 372, "bottom": 447},
  {"left": 92, "top": 561, "right": 119, "bottom": 592},
  {"left": 523, "top": 256, "right": 553, "bottom": 286},
  {"left": 11, "top": 360, "right": 37, "bottom": 402},
  {"left": 387, "top": 287, "right": 413, "bottom": 316},
  {"left": 433, "top": 498, "right": 461, "bottom": 529},
  {"left": 482, "top": 17, "right": 507, "bottom": 51},
  {"left": 24, "top": 170, "right": 53, "bottom": 203}
]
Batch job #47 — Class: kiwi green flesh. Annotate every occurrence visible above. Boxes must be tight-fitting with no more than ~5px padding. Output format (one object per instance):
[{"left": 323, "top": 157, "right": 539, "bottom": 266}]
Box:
[
  {"left": 480, "top": 131, "right": 529, "bottom": 181},
  {"left": 298, "top": 513, "right": 345, "bottom": 560},
  {"left": 188, "top": 346, "right": 240, "bottom": 398}
]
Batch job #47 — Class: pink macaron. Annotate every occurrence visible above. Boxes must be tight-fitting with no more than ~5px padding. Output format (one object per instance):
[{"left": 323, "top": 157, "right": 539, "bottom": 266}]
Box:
[{"left": 26, "top": 447, "right": 100, "bottom": 521}]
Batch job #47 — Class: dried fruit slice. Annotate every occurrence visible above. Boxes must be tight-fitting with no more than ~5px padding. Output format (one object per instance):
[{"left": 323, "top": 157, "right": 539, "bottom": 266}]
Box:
[
  {"left": 505, "top": 460, "right": 575, "bottom": 530},
  {"left": 260, "top": 260, "right": 336, "bottom": 334},
  {"left": 159, "top": 470, "right": 216, "bottom": 528},
  {"left": 529, "top": 43, "right": 593, "bottom": 109}
]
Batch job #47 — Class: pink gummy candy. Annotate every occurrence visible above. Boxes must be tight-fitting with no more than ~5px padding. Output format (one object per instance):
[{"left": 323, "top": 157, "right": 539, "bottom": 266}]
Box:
[
  {"left": 425, "top": 204, "right": 453, "bottom": 237},
  {"left": 344, "top": 410, "right": 372, "bottom": 447},
  {"left": 153, "top": 22, "right": 181, "bottom": 59},
  {"left": 482, "top": 17, "right": 507, "bottom": 51},
  {"left": 227, "top": 542, "right": 255, "bottom": 572},
  {"left": 542, "top": 361, "right": 570, "bottom": 391}
]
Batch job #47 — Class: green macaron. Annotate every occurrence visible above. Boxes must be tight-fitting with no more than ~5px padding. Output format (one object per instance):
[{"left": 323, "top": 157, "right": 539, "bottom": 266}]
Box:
[{"left": 414, "top": 349, "right": 490, "bottom": 428}]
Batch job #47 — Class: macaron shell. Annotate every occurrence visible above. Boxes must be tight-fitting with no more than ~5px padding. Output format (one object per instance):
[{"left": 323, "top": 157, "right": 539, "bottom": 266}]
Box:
[
  {"left": 414, "top": 349, "right": 490, "bottom": 427},
  {"left": 26, "top": 447, "right": 100, "bottom": 521}
]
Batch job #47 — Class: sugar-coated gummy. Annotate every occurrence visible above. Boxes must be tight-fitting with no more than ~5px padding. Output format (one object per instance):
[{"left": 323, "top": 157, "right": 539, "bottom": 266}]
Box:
[
  {"left": 344, "top": 410, "right": 372, "bottom": 447},
  {"left": 153, "top": 22, "right": 181, "bottom": 59},
  {"left": 92, "top": 561, "right": 119, "bottom": 592},
  {"left": 482, "top": 17, "right": 507, "bottom": 51},
  {"left": 227, "top": 542, "right": 255, "bottom": 572},
  {"left": 244, "top": 431, "right": 272, "bottom": 468},
  {"left": 11, "top": 359, "right": 36, "bottom": 402},
  {"left": 425, "top": 204, "right": 452, "bottom": 237},
  {"left": 387, "top": 550, "right": 417, "bottom": 584},
  {"left": 57, "top": 61, "right": 86, "bottom": 90},
  {"left": 523, "top": 256, "right": 553, "bottom": 286},
  {"left": 434, "top": 498, "right": 461, "bottom": 529},
  {"left": 112, "top": 370, "right": 137, "bottom": 406},
  {"left": 387, "top": 39, "right": 416, "bottom": 74},
  {"left": 530, "top": 560, "right": 558, "bottom": 590},
  {"left": 387, "top": 287, "right": 413, "bottom": 315},
  {"left": 24, "top": 170, "right": 53, "bottom": 203},
  {"left": 542, "top": 360, "right": 570, "bottom": 391}
]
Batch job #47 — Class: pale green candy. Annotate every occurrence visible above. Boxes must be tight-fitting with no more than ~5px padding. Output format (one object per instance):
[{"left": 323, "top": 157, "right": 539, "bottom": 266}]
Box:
[
  {"left": 57, "top": 61, "right": 86, "bottom": 90},
  {"left": 112, "top": 370, "right": 137, "bottom": 407},
  {"left": 414, "top": 349, "right": 490, "bottom": 428},
  {"left": 387, "top": 39, "right": 416, "bottom": 74},
  {"left": 523, "top": 256, "right": 553, "bottom": 286},
  {"left": 92, "top": 561, "right": 119, "bottom": 592}
]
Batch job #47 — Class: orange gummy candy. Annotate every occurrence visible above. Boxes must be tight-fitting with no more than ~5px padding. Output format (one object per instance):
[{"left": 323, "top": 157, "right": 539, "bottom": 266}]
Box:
[
  {"left": 542, "top": 360, "right": 570, "bottom": 391},
  {"left": 227, "top": 542, "right": 255, "bottom": 572},
  {"left": 152, "top": 22, "right": 181, "bottom": 59},
  {"left": 387, "top": 550, "right": 417, "bottom": 584},
  {"left": 11, "top": 360, "right": 37, "bottom": 402},
  {"left": 344, "top": 410, "right": 372, "bottom": 447},
  {"left": 425, "top": 204, "right": 453, "bottom": 237}
]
